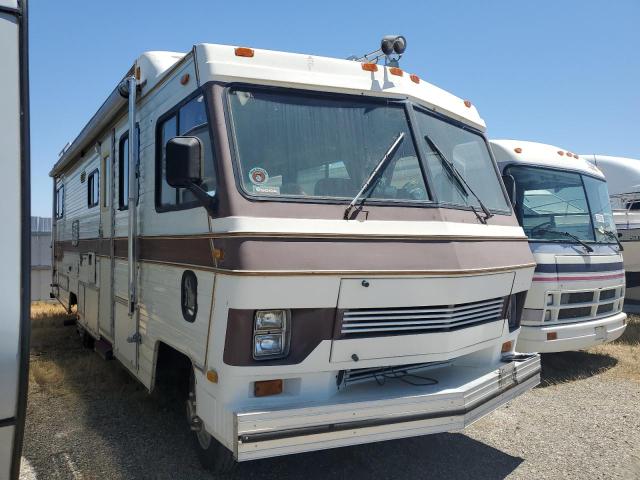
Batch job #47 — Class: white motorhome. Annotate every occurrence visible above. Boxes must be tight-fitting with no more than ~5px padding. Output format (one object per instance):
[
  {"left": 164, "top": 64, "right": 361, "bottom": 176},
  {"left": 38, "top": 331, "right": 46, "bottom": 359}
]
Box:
[
  {"left": 492, "top": 140, "right": 627, "bottom": 353},
  {"left": 50, "top": 40, "right": 540, "bottom": 472},
  {"left": 581, "top": 155, "right": 640, "bottom": 309},
  {"left": 0, "top": 0, "right": 30, "bottom": 479}
]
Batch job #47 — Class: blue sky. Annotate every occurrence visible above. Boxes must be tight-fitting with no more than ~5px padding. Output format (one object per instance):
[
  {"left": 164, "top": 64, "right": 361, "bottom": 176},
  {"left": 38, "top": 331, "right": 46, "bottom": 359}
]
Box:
[{"left": 30, "top": 0, "right": 639, "bottom": 216}]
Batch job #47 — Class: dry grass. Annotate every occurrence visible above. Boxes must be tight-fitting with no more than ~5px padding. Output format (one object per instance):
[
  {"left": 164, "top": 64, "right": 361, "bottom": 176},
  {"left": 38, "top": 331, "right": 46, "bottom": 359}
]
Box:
[
  {"left": 588, "top": 313, "right": 640, "bottom": 381},
  {"left": 541, "top": 314, "right": 640, "bottom": 386},
  {"left": 29, "top": 301, "right": 140, "bottom": 396}
]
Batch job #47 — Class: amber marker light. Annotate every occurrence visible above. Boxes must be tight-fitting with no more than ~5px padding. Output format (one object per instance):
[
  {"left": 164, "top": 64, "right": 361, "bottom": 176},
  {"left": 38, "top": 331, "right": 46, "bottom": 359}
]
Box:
[
  {"left": 558, "top": 150, "right": 565, "bottom": 156},
  {"left": 213, "top": 248, "right": 224, "bottom": 261},
  {"left": 389, "top": 67, "right": 403, "bottom": 76},
  {"left": 410, "top": 74, "right": 420, "bottom": 83},
  {"left": 254, "top": 379, "right": 283, "bottom": 397},
  {"left": 235, "top": 47, "right": 255, "bottom": 58},
  {"left": 463, "top": 100, "right": 472, "bottom": 108},
  {"left": 361, "top": 63, "right": 378, "bottom": 72},
  {"left": 514, "top": 147, "right": 523, "bottom": 154},
  {"left": 501, "top": 341, "right": 513, "bottom": 353},
  {"left": 180, "top": 73, "right": 190, "bottom": 85},
  {"left": 206, "top": 370, "right": 218, "bottom": 383},
  {"left": 547, "top": 332, "right": 558, "bottom": 341}
]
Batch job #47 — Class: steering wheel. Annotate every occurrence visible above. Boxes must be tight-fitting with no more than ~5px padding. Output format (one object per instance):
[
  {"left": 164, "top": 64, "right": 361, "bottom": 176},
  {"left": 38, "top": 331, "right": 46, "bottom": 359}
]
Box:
[
  {"left": 398, "top": 180, "right": 427, "bottom": 200},
  {"left": 531, "top": 220, "right": 554, "bottom": 236}
]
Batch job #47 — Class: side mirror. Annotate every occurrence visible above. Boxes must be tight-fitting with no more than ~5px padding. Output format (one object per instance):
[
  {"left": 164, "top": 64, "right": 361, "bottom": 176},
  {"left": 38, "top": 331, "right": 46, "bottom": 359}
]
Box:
[
  {"left": 166, "top": 136, "right": 202, "bottom": 188},
  {"left": 502, "top": 174, "right": 517, "bottom": 207},
  {"left": 165, "top": 136, "right": 217, "bottom": 216}
]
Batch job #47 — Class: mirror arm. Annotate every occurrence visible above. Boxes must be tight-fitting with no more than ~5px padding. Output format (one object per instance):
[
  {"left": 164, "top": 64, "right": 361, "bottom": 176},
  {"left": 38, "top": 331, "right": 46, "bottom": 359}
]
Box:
[{"left": 185, "top": 183, "right": 217, "bottom": 217}]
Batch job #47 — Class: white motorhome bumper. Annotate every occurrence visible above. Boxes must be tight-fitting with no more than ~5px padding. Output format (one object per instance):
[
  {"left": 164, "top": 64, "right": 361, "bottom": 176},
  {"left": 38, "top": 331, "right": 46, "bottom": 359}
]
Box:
[
  {"left": 234, "top": 355, "right": 540, "bottom": 461},
  {"left": 517, "top": 312, "right": 627, "bottom": 353}
]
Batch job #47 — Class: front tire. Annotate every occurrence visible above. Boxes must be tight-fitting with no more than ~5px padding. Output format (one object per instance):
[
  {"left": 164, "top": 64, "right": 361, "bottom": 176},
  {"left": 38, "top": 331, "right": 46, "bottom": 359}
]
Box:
[{"left": 187, "top": 371, "right": 237, "bottom": 474}]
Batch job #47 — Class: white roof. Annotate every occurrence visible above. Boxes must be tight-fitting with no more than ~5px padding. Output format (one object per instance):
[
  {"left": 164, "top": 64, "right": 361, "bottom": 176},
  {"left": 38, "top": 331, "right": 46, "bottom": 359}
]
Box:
[
  {"left": 194, "top": 43, "right": 485, "bottom": 130},
  {"left": 580, "top": 154, "right": 640, "bottom": 195},
  {"left": 490, "top": 139, "right": 605, "bottom": 179}
]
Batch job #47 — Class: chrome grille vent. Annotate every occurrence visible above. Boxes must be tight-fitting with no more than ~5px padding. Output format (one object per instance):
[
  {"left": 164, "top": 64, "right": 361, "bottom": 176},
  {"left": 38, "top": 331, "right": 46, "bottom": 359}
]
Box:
[{"left": 341, "top": 297, "right": 505, "bottom": 336}]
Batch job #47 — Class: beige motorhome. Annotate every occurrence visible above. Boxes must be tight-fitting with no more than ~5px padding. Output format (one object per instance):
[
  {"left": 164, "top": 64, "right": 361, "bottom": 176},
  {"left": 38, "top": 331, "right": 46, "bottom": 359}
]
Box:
[{"left": 51, "top": 41, "right": 540, "bottom": 472}]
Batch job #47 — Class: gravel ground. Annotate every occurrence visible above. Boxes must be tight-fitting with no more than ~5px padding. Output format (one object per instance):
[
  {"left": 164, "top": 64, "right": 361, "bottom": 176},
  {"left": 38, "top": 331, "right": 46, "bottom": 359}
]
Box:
[{"left": 21, "top": 309, "right": 640, "bottom": 480}]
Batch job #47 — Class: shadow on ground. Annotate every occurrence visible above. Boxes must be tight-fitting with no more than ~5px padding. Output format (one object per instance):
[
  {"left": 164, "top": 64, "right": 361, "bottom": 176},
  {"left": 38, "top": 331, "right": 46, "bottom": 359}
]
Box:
[
  {"left": 539, "top": 351, "right": 617, "bottom": 387},
  {"left": 24, "top": 309, "right": 522, "bottom": 480}
]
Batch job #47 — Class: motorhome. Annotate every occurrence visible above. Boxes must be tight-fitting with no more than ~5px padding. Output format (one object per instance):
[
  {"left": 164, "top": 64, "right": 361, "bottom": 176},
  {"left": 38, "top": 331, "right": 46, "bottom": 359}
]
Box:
[
  {"left": 0, "top": 1, "right": 30, "bottom": 479},
  {"left": 50, "top": 39, "right": 540, "bottom": 472},
  {"left": 582, "top": 155, "right": 640, "bottom": 310},
  {"left": 492, "top": 140, "right": 627, "bottom": 353}
]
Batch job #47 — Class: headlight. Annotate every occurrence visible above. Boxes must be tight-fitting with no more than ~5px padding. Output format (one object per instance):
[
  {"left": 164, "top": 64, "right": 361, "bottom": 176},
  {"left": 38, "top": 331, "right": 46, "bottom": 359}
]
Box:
[
  {"left": 255, "top": 310, "right": 286, "bottom": 330},
  {"left": 253, "top": 310, "right": 289, "bottom": 360}
]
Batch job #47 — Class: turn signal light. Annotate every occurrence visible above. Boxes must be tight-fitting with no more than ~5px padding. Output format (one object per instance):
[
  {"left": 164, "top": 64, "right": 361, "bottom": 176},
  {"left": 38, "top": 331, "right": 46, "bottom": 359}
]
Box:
[
  {"left": 547, "top": 332, "right": 558, "bottom": 341},
  {"left": 235, "top": 47, "right": 255, "bottom": 58},
  {"left": 389, "top": 67, "right": 403, "bottom": 76},
  {"left": 254, "top": 379, "right": 283, "bottom": 397},
  {"left": 410, "top": 74, "right": 420, "bottom": 83},
  {"left": 206, "top": 369, "right": 218, "bottom": 383},
  {"left": 501, "top": 341, "right": 513, "bottom": 353},
  {"left": 362, "top": 63, "right": 378, "bottom": 72}
]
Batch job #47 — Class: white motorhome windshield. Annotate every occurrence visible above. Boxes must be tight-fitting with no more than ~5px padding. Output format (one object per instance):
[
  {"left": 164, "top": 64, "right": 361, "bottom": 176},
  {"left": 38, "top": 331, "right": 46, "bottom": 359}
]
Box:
[
  {"left": 228, "top": 88, "right": 509, "bottom": 211},
  {"left": 506, "top": 165, "right": 617, "bottom": 244}
]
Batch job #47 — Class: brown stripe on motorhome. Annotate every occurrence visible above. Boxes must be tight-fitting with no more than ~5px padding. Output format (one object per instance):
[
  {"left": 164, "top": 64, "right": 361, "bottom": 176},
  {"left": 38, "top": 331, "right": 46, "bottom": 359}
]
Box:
[{"left": 55, "top": 235, "right": 534, "bottom": 275}]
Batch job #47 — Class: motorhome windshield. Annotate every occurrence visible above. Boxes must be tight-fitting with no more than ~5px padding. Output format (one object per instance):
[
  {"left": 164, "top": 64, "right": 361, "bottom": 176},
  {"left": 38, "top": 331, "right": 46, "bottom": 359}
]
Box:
[
  {"left": 506, "top": 165, "right": 617, "bottom": 244},
  {"left": 228, "top": 87, "right": 509, "bottom": 211}
]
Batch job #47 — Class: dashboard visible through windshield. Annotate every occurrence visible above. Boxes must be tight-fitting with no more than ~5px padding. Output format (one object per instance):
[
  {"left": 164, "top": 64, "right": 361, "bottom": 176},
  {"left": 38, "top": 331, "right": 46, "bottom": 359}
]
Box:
[
  {"left": 506, "top": 165, "right": 617, "bottom": 244},
  {"left": 227, "top": 87, "right": 510, "bottom": 212}
]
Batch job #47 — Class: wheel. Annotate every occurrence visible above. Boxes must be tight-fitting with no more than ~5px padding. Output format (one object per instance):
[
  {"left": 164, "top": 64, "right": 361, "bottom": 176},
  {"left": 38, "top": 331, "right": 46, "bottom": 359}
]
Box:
[{"left": 187, "top": 370, "right": 237, "bottom": 474}]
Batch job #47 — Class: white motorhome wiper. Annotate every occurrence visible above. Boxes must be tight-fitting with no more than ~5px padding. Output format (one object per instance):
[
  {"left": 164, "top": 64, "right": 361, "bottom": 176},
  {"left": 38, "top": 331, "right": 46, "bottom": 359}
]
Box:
[
  {"left": 424, "top": 135, "right": 493, "bottom": 224},
  {"left": 343, "top": 132, "right": 405, "bottom": 220},
  {"left": 599, "top": 227, "right": 624, "bottom": 251},
  {"left": 534, "top": 227, "right": 594, "bottom": 253}
]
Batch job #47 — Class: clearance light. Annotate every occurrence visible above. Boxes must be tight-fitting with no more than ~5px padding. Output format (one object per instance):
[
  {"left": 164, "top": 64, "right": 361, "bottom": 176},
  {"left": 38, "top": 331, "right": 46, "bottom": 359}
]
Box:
[
  {"left": 558, "top": 151, "right": 565, "bottom": 156},
  {"left": 514, "top": 147, "right": 523, "bottom": 154},
  {"left": 463, "top": 100, "right": 472, "bottom": 108},
  {"left": 362, "top": 63, "right": 378, "bottom": 72},
  {"left": 254, "top": 379, "right": 283, "bottom": 397},
  {"left": 501, "top": 341, "right": 513, "bottom": 353},
  {"left": 574, "top": 154, "right": 580, "bottom": 159},
  {"left": 206, "top": 369, "right": 218, "bottom": 383},
  {"left": 547, "top": 332, "right": 558, "bottom": 341},
  {"left": 213, "top": 248, "right": 224, "bottom": 261},
  {"left": 410, "top": 74, "right": 420, "bottom": 83},
  {"left": 389, "top": 67, "right": 403, "bottom": 76},
  {"left": 235, "top": 47, "right": 255, "bottom": 58},
  {"left": 180, "top": 73, "right": 190, "bottom": 85}
]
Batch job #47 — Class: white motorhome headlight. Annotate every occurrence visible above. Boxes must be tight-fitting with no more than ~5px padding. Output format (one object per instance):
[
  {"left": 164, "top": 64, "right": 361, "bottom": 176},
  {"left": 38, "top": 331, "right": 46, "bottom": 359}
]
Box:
[
  {"left": 253, "top": 310, "right": 289, "bottom": 359},
  {"left": 255, "top": 310, "right": 286, "bottom": 330}
]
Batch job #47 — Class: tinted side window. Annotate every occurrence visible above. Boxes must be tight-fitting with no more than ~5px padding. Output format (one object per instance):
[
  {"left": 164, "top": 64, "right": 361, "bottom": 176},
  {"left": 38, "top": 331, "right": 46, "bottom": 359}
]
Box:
[
  {"left": 157, "top": 94, "right": 217, "bottom": 210},
  {"left": 87, "top": 169, "right": 99, "bottom": 208},
  {"left": 118, "top": 127, "right": 139, "bottom": 210}
]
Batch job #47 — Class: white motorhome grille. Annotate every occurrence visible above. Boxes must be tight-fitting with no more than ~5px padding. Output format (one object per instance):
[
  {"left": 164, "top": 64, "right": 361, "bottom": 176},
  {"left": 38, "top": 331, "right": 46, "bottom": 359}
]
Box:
[{"left": 340, "top": 297, "right": 506, "bottom": 336}]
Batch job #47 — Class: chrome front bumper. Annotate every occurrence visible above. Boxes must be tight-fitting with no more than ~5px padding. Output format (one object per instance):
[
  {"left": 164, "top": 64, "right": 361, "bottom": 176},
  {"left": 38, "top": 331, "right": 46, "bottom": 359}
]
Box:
[{"left": 233, "top": 354, "right": 540, "bottom": 461}]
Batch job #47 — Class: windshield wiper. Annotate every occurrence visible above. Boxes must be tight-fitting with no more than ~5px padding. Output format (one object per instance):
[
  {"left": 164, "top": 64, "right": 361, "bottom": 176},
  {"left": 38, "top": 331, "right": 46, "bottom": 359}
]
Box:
[
  {"left": 424, "top": 135, "right": 493, "bottom": 224},
  {"left": 343, "top": 132, "right": 405, "bottom": 220},
  {"left": 535, "top": 227, "right": 594, "bottom": 253},
  {"left": 600, "top": 228, "right": 624, "bottom": 251}
]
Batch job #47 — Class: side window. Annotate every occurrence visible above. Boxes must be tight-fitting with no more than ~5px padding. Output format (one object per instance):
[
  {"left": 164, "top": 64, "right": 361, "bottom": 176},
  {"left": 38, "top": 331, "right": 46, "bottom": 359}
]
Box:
[
  {"left": 157, "top": 94, "right": 217, "bottom": 210},
  {"left": 55, "top": 185, "right": 64, "bottom": 219},
  {"left": 119, "top": 134, "right": 129, "bottom": 210},
  {"left": 118, "top": 127, "right": 139, "bottom": 210},
  {"left": 87, "top": 169, "right": 99, "bottom": 208}
]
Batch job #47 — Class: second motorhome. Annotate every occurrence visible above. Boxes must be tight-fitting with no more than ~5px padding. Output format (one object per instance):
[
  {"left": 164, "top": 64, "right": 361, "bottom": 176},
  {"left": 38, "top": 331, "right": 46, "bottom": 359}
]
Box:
[
  {"left": 492, "top": 140, "right": 627, "bottom": 353},
  {"left": 50, "top": 40, "right": 540, "bottom": 472}
]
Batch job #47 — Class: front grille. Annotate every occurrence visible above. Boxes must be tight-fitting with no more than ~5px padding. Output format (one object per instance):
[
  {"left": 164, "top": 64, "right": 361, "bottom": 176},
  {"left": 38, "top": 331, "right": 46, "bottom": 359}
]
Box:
[
  {"left": 561, "top": 291, "right": 594, "bottom": 305},
  {"left": 341, "top": 297, "right": 505, "bottom": 336},
  {"left": 599, "top": 289, "right": 616, "bottom": 301},
  {"left": 557, "top": 306, "right": 592, "bottom": 320},
  {"left": 597, "top": 303, "right": 614, "bottom": 315}
]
